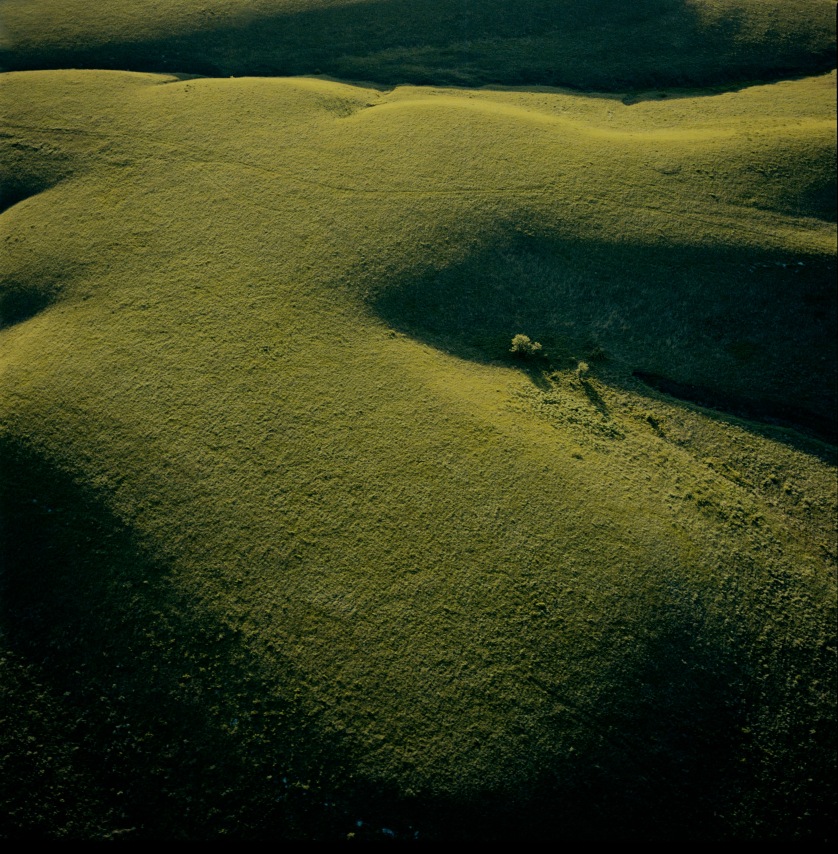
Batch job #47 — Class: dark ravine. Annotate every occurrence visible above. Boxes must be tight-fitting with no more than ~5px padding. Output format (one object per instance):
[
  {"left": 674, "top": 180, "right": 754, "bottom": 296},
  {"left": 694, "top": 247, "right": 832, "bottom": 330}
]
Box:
[
  {"left": 633, "top": 370, "right": 838, "bottom": 447},
  {"left": 0, "top": 0, "right": 834, "bottom": 91}
]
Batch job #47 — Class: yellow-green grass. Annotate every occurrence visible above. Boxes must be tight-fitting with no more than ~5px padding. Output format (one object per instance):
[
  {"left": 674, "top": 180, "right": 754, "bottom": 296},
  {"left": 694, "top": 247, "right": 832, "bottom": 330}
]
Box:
[
  {"left": 1, "top": 68, "right": 836, "bottom": 839},
  {"left": 1, "top": 0, "right": 835, "bottom": 90}
]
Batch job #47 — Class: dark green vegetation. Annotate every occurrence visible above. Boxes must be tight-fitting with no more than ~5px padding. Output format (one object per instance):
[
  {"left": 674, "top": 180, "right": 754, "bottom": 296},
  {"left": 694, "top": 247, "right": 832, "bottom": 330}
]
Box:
[
  {"left": 1, "top": 0, "right": 836, "bottom": 842},
  {"left": 1, "top": 0, "right": 836, "bottom": 90}
]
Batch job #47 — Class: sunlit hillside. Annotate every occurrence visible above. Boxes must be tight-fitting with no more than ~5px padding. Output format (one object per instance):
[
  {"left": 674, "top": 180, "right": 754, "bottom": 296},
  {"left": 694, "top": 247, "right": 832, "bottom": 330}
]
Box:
[{"left": 1, "top": 0, "right": 836, "bottom": 842}]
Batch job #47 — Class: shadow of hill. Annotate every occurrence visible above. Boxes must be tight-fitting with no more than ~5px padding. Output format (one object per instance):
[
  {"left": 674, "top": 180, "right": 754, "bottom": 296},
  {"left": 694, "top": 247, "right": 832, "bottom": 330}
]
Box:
[
  {"left": 372, "top": 234, "right": 837, "bottom": 435},
  {"left": 0, "top": 440, "right": 362, "bottom": 840},
  {"left": 1, "top": 435, "right": 834, "bottom": 838},
  {"left": 1, "top": 0, "right": 834, "bottom": 90},
  {"left": 0, "top": 186, "right": 68, "bottom": 330}
]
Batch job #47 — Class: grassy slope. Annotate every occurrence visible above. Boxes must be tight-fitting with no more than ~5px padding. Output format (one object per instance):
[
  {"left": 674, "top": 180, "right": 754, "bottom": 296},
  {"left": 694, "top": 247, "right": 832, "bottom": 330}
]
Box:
[
  {"left": 0, "top": 0, "right": 836, "bottom": 89},
  {"left": 0, "top": 61, "right": 835, "bottom": 839}
]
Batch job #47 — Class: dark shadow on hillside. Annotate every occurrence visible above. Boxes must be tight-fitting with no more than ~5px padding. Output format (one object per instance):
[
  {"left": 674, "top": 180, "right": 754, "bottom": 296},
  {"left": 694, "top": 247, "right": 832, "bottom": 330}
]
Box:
[
  {"left": 0, "top": 183, "right": 68, "bottom": 328},
  {"left": 339, "top": 583, "right": 834, "bottom": 840},
  {"left": 0, "top": 441, "right": 370, "bottom": 840},
  {"left": 581, "top": 379, "right": 611, "bottom": 419},
  {"left": 1, "top": 0, "right": 834, "bottom": 91},
  {"left": 538, "top": 596, "right": 753, "bottom": 841},
  {"left": 1, "top": 439, "right": 834, "bottom": 839},
  {"left": 554, "top": 589, "right": 835, "bottom": 842},
  {"left": 0, "top": 180, "right": 52, "bottom": 217},
  {"left": 372, "top": 234, "right": 837, "bottom": 453},
  {"left": 0, "top": 279, "right": 60, "bottom": 329},
  {"left": 634, "top": 370, "right": 837, "bottom": 446}
]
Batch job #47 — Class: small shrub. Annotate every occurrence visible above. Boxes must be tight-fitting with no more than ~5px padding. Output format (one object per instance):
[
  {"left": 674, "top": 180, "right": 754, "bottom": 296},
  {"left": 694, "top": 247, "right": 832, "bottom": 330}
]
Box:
[
  {"left": 576, "top": 360, "right": 590, "bottom": 380},
  {"left": 509, "top": 334, "right": 543, "bottom": 358}
]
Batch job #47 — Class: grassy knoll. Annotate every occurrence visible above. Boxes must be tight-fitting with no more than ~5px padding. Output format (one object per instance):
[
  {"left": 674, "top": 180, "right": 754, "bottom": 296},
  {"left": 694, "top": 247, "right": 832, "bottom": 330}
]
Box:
[
  {"left": 0, "top": 0, "right": 836, "bottom": 90},
  {"left": 0, "top": 61, "right": 835, "bottom": 839}
]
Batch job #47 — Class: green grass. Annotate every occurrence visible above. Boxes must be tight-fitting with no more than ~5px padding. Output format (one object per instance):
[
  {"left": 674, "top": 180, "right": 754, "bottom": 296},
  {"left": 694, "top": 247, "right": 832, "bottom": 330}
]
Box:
[{"left": 0, "top": 2, "right": 836, "bottom": 842}]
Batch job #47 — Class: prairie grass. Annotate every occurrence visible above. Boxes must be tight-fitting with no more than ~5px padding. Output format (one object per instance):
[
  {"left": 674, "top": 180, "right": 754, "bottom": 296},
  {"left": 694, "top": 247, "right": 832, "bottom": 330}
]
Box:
[{"left": 0, "top": 4, "right": 836, "bottom": 842}]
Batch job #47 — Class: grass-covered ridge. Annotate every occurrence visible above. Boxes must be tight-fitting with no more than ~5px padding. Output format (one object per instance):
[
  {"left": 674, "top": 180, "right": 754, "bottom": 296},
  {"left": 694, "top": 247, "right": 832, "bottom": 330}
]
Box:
[
  {"left": 1, "top": 60, "right": 835, "bottom": 839},
  {"left": 1, "top": 0, "right": 836, "bottom": 89}
]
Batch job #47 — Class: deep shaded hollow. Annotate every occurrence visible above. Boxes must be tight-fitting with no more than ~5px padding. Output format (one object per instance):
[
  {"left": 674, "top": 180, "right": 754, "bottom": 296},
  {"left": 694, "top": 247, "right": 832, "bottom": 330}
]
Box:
[
  {"left": 0, "top": 181, "right": 50, "bottom": 217},
  {"left": 0, "top": 0, "right": 833, "bottom": 91},
  {"left": 0, "top": 179, "right": 60, "bottom": 327},
  {"left": 0, "top": 281, "right": 60, "bottom": 329},
  {"left": 372, "top": 235, "right": 837, "bottom": 427},
  {"left": 634, "top": 370, "right": 838, "bottom": 446}
]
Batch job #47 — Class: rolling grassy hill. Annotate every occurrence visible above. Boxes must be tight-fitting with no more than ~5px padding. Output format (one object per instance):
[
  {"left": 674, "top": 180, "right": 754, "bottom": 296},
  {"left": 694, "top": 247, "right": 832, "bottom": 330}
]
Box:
[{"left": 1, "top": 0, "right": 836, "bottom": 842}]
